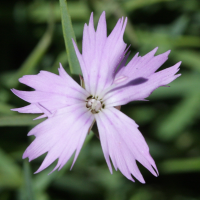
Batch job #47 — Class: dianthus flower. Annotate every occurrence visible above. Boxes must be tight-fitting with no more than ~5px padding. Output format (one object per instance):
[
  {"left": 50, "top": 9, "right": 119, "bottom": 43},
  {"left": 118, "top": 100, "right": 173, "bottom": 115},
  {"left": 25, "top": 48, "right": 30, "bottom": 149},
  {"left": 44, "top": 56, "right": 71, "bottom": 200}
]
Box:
[{"left": 11, "top": 11, "right": 181, "bottom": 183}]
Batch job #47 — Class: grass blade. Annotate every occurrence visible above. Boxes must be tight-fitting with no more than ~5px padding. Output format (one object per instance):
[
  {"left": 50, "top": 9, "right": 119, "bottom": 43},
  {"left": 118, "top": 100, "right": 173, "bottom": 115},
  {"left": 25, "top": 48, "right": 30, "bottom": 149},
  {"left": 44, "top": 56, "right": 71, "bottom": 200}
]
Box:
[
  {"left": 0, "top": 115, "right": 44, "bottom": 126},
  {"left": 23, "top": 160, "right": 35, "bottom": 200},
  {"left": 59, "top": 0, "right": 82, "bottom": 75}
]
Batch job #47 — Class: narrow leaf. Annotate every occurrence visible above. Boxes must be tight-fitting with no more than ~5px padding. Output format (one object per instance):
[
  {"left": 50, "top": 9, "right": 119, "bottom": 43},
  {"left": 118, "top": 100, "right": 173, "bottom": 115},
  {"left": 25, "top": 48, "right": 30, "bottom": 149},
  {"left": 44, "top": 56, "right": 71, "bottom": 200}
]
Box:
[
  {"left": 172, "top": 50, "right": 200, "bottom": 72},
  {"left": 0, "top": 102, "right": 15, "bottom": 115},
  {"left": 123, "top": 0, "right": 173, "bottom": 12},
  {"left": 23, "top": 160, "right": 35, "bottom": 200},
  {"left": 160, "top": 157, "right": 200, "bottom": 174},
  {"left": 59, "top": 0, "right": 82, "bottom": 75},
  {"left": 28, "top": 1, "right": 90, "bottom": 23},
  {"left": 0, "top": 115, "right": 44, "bottom": 126},
  {"left": 156, "top": 92, "right": 200, "bottom": 141},
  {"left": 0, "top": 148, "right": 23, "bottom": 188}
]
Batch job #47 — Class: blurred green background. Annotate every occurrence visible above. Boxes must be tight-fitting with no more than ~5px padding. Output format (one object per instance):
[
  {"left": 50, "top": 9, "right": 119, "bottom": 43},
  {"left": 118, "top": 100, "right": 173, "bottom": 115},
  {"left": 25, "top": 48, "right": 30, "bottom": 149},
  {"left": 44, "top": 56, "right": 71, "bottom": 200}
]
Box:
[{"left": 0, "top": 0, "right": 200, "bottom": 199}]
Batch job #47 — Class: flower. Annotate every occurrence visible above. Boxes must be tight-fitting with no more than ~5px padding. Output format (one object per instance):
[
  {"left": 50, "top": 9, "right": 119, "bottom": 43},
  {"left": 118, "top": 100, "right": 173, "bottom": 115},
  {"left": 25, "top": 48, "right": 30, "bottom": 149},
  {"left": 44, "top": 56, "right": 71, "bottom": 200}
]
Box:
[{"left": 11, "top": 11, "right": 181, "bottom": 183}]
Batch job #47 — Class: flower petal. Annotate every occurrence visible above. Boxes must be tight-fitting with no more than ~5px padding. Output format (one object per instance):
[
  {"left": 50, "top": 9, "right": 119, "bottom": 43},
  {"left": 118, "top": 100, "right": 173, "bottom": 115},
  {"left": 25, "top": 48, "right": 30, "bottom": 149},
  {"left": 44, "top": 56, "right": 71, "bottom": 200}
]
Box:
[
  {"left": 119, "top": 48, "right": 171, "bottom": 79},
  {"left": 104, "top": 61, "right": 181, "bottom": 107},
  {"left": 11, "top": 104, "right": 42, "bottom": 114},
  {"left": 11, "top": 88, "right": 83, "bottom": 117},
  {"left": 23, "top": 103, "right": 94, "bottom": 173},
  {"left": 73, "top": 12, "right": 127, "bottom": 97},
  {"left": 95, "top": 107, "right": 158, "bottom": 183},
  {"left": 18, "top": 64, "right": 88, "bottom": 98},
  {"left": 103, "top": 48, "right": 170, "bottom": 96},
  {"left": 11, "top": 64, "right": 89, "bottom": 116}
]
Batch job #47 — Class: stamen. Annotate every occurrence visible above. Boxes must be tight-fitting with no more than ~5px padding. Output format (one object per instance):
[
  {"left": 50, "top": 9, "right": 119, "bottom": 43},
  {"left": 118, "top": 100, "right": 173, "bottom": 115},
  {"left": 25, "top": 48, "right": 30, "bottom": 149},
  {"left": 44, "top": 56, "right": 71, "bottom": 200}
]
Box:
[{"left": 86, "top": 96, "right": 104, "bottom": 114}]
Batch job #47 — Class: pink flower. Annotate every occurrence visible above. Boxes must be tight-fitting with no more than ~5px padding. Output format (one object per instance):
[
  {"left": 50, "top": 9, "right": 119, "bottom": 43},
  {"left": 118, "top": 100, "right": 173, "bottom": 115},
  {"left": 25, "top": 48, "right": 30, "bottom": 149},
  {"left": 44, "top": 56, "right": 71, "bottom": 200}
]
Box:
[{"left": 11, "top": 11, "right": 181, "bottom": 183}]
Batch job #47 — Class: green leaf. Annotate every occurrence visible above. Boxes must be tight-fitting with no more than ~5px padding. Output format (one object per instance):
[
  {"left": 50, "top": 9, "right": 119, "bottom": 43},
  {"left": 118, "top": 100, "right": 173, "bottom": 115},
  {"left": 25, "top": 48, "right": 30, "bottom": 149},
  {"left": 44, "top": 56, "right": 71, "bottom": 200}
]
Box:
[
  {"left": 123, "top": 0, "right": 173, "bottom": 12},
  {"left": 155, "top": 91, "right": 200, "bottom": 141},
  {"left": 0, "top": 115, "right": 44, "bottom": 126},
  {"left": 28, "top": 1, "right": 90, "bottom": 23},
  {"left": 60, "top": 0, "right": 82, "bottom": 75},
  {"left": 136, "top": 30, "right": 200, "bottom": 51},
  {"left": 160, "top": 157, "right": 200, "bottom": 173},
  {"left": 0, "top": 102, "right": 15, "bottom": 115},
  {"left": 23, "top": 160, "right": 35, "bottom": 200},
  {"left": 172, "top": 50, "right": 200, "bottom": 72},
  {"left": 0, "top": 148, "right": 23, "bottom": 188}
]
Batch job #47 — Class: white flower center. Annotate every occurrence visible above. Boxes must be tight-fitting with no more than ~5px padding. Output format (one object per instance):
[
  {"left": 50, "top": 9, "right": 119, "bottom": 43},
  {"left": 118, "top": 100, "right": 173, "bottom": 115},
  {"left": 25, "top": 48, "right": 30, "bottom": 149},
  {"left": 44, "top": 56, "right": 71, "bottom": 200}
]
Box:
[{"left": 86, "top": 96, "right": 105, "bottom": 114}]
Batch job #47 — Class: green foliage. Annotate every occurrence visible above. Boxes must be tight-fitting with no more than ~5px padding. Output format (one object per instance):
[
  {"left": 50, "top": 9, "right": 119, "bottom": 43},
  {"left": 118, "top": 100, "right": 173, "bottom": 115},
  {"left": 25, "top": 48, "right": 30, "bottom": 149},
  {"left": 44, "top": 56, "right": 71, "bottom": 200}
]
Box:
[
  {"left": 160, "top": 157, "right": 200, "bottom": 174},
  {"left": 0, "top": 115, "right": 44, "bottom": 126},
  {"left": 59, "top": 0, "right": 82, "bottom": 75},
  {"left": 0, "top": 149, "right": 23, "bottom": 188},
  {"left": 2, "top": 9, "right": 54, "bottom": 89},
  {"left": 23, "top": 160, "right": 35, "bottom": 200},
  {"left": 0, "top": 0, "right": 200, "bottom": 199}
]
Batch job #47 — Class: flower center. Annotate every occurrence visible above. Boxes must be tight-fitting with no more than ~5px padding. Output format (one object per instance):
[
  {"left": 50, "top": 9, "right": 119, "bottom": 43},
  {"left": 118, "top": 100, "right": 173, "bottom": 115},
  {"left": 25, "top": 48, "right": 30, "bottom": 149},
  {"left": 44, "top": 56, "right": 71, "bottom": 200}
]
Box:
[{"left": 86, "top": 96, "right": 105, "bottom": 114}]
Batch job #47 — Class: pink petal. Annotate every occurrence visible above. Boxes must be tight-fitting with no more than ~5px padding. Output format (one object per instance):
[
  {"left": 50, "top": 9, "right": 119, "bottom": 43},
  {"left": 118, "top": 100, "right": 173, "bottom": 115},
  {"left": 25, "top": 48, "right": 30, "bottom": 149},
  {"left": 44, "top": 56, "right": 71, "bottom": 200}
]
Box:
[
  {"left": 11, "top": 104, "right": 42, "bottom": 114},
  {"left": 18, "top": 64, "right": 89, "bottom": 98},
  {"left": 124, "top": 48, "right": 170, "bottom": 78},
  {"left": 23, "top": 103, "right": 94, "bottom": 173},
  {"left": 73, "top": 11, "right": 127, "bottom": 97},
  {"left": 11, "top": 64, "right": 89, "bottom": 116},
  {"left": 108, "top": 48, "right": 170, "bottom": 92},
  {"left": 95, "top": 107, "right": 158, "bottom": 183},
  {"left": 104, "top": 61, "right": 181, "bottom": 107},
  {"left": 11, "top": 88, "right": 83, "bottom": 116},
  {"left": 88, "top": 11, "right": 107, "bottom": 96}
]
